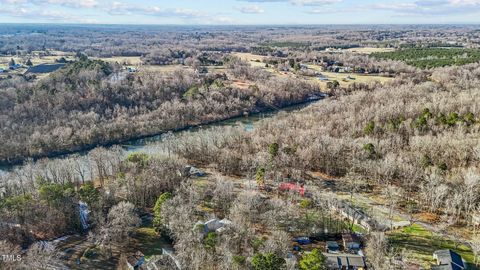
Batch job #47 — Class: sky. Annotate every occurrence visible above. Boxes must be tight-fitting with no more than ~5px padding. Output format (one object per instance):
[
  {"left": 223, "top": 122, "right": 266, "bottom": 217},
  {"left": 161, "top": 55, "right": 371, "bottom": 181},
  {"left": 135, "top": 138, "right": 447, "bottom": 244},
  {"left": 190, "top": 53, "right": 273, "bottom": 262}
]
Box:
[{"left": 0, "top": 0, "right": 480, "bottom": 25}]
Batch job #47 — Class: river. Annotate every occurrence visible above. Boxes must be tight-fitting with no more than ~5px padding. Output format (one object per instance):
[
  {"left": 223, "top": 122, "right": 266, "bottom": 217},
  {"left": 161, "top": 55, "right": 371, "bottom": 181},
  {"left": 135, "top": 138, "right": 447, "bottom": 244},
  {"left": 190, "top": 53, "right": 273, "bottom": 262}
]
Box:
[{"left": 0, "top": 99, "right": 322, "bottom": 176}]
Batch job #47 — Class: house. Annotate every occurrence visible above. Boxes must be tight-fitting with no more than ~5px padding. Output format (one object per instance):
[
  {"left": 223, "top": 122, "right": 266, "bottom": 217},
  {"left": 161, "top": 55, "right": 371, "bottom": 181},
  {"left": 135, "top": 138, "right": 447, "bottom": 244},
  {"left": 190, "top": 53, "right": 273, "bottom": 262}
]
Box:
[
  {"left": 342, "top": 233, "right": 362, "bottom": 253},
  {"left": 195, "top": 218, "right": 232, "bottom": 234},
  {"left": 432, "top": 250, "right": 465, "bottom": 270},
  {"left": 279, "top": 182, "right": 305, "bottom": 196},
  {"left": 126, "top": 251, "right": 145, "bottom": 270},
  {"left": 324, "top": 253, "right": 366, "bottom": 270},
  {"left": 127, "top": 67, "right": 137, "bottom": 73},
  {"left": 326, "top": 241, "right": 340, "bottom": 253}
]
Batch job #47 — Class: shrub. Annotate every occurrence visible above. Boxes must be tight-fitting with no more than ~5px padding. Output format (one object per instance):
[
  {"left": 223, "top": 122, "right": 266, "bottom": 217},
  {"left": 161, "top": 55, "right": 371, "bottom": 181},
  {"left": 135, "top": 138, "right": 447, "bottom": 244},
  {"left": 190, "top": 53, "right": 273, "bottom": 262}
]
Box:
[
  {"left": 203, "top": 232, "right": 217, "bottom": 250},
  {"left": 233, "top": 255, "right": 246, "bottom": 266},
  {"left": 251, "top": 252, "right": 285, "bottom": 270},
  {"left": 251, "top": 237, "right": 266, "bottom": 252},
  {"left": 79, "top": 182, "right": 99, "bottom": 205},
  {"left": 420, "top": 154, "right": 433, "bottom": 169},
  {"left": 256, "top": 167, "right": 266, "bottom": 186},
  {"left": 437, "top": 162, "right": 448, "bottom": 172},
  {"left": 127, "top": 152, "right": 150, "bottom": 168},
  {"left": 300, "top": 199, "right": 312, "bottom": 209},
  {"left": 463, "top": 112, "right": 476, "bottom": 125},
  {"left": 153, "top": 192, "right": 173, "bottom": 229},
  {"left": 299, "top": 249, "right": 326, "bottom": 270},
  {"left": 446, "top": 112, "right": 459, "bottom": 126},
  {"left": 363, "top": 121, "right": 375, "bottom": 136},
  {"left": 363, "top": 143, "right": 376, "bottom": 158}
]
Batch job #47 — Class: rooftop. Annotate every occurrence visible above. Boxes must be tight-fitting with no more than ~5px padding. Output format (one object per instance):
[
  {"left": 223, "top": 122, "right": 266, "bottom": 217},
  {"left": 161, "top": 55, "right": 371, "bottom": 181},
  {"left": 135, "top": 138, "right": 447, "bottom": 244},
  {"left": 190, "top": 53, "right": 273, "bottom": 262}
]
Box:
[{"left": 433, "top": 250, "right": 465, "bottom": 270}]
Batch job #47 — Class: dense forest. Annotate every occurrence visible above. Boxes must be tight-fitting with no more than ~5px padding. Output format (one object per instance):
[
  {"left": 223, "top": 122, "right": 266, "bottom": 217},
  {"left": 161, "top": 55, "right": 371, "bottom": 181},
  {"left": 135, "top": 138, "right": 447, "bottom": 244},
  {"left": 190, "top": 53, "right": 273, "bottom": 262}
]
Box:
[{"left": 372, "top": 48, "right": 480, "bottom": 69}]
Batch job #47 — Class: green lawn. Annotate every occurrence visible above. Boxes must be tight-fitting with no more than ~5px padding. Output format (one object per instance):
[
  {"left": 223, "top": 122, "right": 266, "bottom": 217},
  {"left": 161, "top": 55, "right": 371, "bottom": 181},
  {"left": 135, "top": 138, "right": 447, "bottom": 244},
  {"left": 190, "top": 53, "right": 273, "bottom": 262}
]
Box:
[
  {"left": 351, "top": 223, "right": 367, "bottom": 234},
  {"left": 134, "top": 226, "right": 171, "bottom": 259},
  {"left": 389, "top": 224, "right": 478, "bottom": 269}
]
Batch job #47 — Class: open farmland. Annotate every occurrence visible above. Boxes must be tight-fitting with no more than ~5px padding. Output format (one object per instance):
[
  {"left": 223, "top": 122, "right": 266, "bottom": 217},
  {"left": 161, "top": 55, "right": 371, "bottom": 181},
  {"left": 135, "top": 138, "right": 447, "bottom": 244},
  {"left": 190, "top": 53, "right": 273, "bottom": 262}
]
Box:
[
  {"left": 344, "top": 47, "right": 396, "bottom": 54},
  {"left": 96, "top": 56, "right": 143, "bottom": 66}
]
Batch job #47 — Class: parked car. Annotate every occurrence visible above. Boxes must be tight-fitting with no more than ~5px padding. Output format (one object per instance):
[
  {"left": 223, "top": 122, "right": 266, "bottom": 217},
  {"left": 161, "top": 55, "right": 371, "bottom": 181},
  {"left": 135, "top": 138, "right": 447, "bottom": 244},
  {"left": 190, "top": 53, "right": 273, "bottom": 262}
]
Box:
[{"left": 295, "top": 237, "right": 311, "bottom": 245}]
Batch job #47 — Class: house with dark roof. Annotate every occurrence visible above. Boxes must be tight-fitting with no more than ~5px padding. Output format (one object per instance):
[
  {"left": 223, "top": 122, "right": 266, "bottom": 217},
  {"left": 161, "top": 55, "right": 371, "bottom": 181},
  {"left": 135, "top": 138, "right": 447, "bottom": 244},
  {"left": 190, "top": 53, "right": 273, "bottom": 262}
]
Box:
[
  {"left": 432, "top": 250, "right": 465, "bottom": 270},
  {"left": 324, "top": 253, "right": 366, "bottom": 270}
]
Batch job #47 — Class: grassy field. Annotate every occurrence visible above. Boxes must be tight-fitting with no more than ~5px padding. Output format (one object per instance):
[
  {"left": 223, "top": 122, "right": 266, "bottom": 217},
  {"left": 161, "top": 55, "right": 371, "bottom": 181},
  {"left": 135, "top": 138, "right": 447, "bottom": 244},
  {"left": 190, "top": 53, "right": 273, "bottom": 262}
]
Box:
[
  {"left": 232, "top": 52, "right": 269, "bottom": 63},
  {"left": 230, "top": 53, "right": 393, "bottom": 89},
  {"left": 0, "top": 55, "right": 75, "bottom": 69},
  {"left": 389, "top": 224, "right": 478, "bottom": 269},
  {"left": 140, "top": 64, "right": 189, "bottom": 72},
  {"left": 96, "top": 56, "right": 143, "bottom": 66},
  {"left": 344, "top": 47, "right": 396, "bottom": 54},
  {"left": 306, "top": 65, "right": 393, "bottom": 88}
]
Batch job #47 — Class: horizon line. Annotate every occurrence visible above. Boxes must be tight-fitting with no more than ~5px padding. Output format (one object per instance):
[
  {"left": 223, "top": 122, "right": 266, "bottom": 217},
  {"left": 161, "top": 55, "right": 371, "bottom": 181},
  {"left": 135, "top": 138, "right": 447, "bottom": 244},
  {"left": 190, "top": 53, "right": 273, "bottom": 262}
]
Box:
[{"left": 0, "top": 22, "right": 479, "bottom": 27}]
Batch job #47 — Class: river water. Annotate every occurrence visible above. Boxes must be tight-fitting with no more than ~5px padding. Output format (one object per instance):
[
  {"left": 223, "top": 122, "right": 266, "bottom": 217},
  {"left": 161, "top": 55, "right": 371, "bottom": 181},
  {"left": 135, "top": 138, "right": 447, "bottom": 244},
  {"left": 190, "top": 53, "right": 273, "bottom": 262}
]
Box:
[{"left": 0, "top": 100, "right": 321, "bottom": 176}]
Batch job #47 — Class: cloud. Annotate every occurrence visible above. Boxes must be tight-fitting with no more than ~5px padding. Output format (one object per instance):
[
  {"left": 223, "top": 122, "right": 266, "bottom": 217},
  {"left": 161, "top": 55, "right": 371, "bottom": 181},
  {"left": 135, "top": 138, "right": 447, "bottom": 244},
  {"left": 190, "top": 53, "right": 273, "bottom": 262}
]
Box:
[
  {"left": 235, "top": 5, "right": 265, "bottom": 13},
  {"left": 106, "top": 1, "right": 238, "bottom": 24},
  {"left": 107, "top": 2, "right": 207, "bottom": 18},
  {"left": 306, "top": 7, "right": 355, "bottom": 14},
  {"left": 46, "top": 0, "right": 98, "bottom": 8},
  {"left": 0, "top": 5, "right": 95, "bottom": 22},
  {"left": 371, "top": 0, "right": 480, "bottom": 16},
  {"left": 0, "top": 0, "right": 98, "bottom": 8},
  {"left": 236, "top": 0, "right": 285, "bottom": 2},
  {"left": 290, "top": 0, "right": 342, "bottom": 6},
  {"left": 237, "top": 0, "right": 342, "bottom": 6}
]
